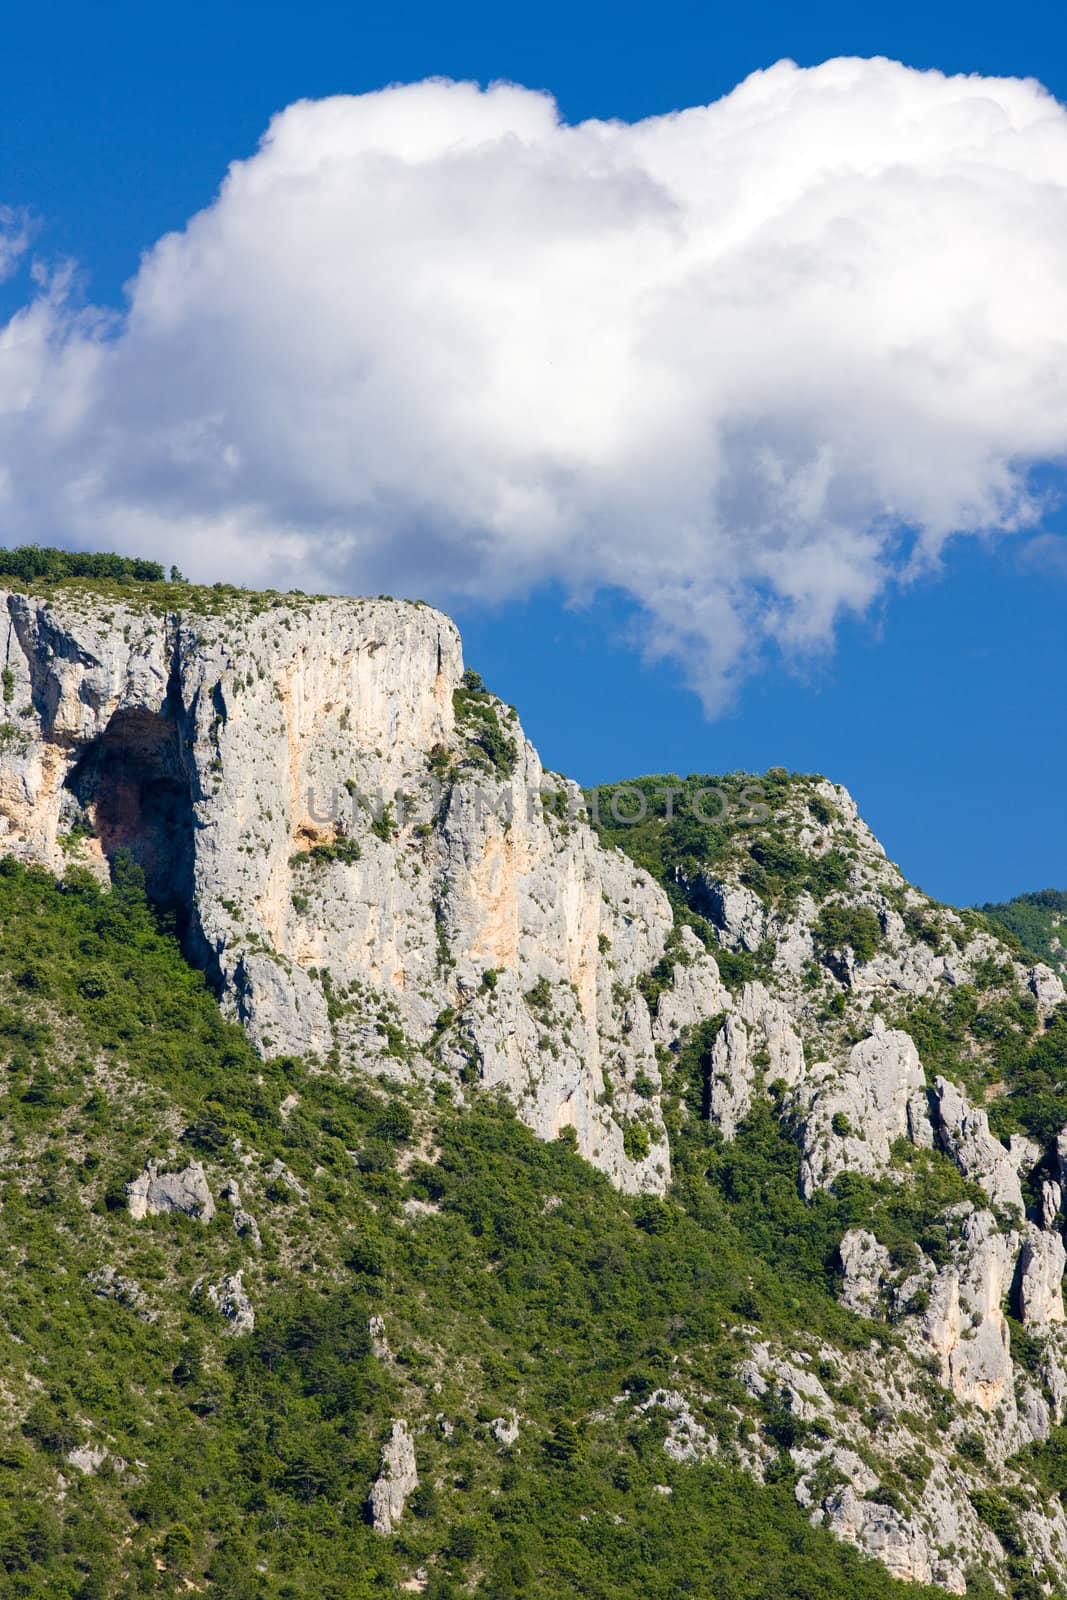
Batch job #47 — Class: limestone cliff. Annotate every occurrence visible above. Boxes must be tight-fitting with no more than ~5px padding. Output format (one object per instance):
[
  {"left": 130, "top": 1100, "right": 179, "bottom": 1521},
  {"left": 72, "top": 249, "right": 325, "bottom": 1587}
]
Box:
[{"left": 0, "top": 585, "right": 671, "bottom": 1192}]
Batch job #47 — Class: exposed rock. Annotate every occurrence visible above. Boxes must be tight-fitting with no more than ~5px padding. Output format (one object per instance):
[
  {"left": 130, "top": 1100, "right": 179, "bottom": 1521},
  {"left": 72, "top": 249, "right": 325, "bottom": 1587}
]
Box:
[
  {"left": 651, "top": 926, "right": 728, "bottom": 1044},
  {"left": 636, "top": 1388, "right": 716, "bottom": 1463},
  {"left": 1030, "top": 964, "right": 1066, "bottom": 1008},
  {"left": 206, "top": 1271, "right": 255, "bottom": 1335},
  {"left": 823, "top": 1484, "right": 934, "bottom": 1587},
  {"left": 700, "top": 880, "right": 765, "bottom": 952},
  {"left": 1018, "top": 1228, "right": 1066, "bottom": 1328},
  {"left": 266, "top": 1160, "right": 309, "bottom": 1203},
  {"left": 490, "top": 1412, "right": 520, "bottom": 1447},
  {"left": 126, "top": 1161, "right": 215, "bottom": 1223},
  {"left": 933, "top": 1078, "right": 1027, "bottom": 1214},
  {"left": 84, "top": 1266, "right": 157, "bottom": 1322},
  {"left": 706, "top": 982, "right": 804, "bottom": 1139},
  {"left": 799, "top": 1028, "right": 925, "bottom": 1197},
  {"left": 67, "top": 1444, "right": 124, "bottom": 1476},
  {"left": 737, "top": 982, "right": 805, "bottom": 1085},
  {"left": 920, "top": 1210, "right": 1017, "bottom": 1415},
  {"left": 837, "top": 1229, "right": 890, "bottom": 1318},
  {"left": 1043, "top": 1338, "right": 1067, "bottom": 1424},
  {"left": 793, "top": 1443, "right": 879, "bottom": 1508},
  {"left": 369, "top": 1420, "right": 418, "bottom": 1534},
  {"left": 220, "top": 1177, "right": 261, "bottom": 1246},
  {"left": 11, "top": 580, "right": 1067, "bottom": 1597},
  {"left": 0, "top": 586, "right": 673, "bottom": 1194},
  {"left": 369, "top": 1314, "right": 392, "bottom": 1361},
  {"left": 708, "top": 1015, "right": 753, "bottom": 1140}
]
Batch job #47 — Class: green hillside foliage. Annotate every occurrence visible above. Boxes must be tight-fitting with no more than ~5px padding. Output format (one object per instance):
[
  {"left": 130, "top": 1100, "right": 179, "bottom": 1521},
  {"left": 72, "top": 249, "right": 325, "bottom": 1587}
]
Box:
[
  {"left": 584, "top": 770, "right": 864, "bottom": 986},
  {"left": 981, "top": 890, "right": 1067, "bottom": 976},
  {"left": 0, "top": 854, "right": 954, "bottom": 1599},
  {"left": 0, "top": 544, "right": 167, "bottom": 584},
  {"left": 585, "top": 769, "right": 837, "bottom": 909}
]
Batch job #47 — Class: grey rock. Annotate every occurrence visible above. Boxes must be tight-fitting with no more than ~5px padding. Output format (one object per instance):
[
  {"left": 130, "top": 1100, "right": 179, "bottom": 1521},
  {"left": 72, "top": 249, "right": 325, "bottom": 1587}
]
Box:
[
  {"left": 920, "top": 1210, "right": 1017, "bottom": 1416},
  {"left": 126, "top": 1161, "right": 215, "bottom": 1223},
  {"left": 84, "top": 1266, "right": 157, "bottom": 1322},
  {"left": 490, "top": 1412, "right": 520, "bottom": 1447},
  {"left": 220, "top": 1177, "right": 261, "bottom": 1246},
  {"left": 707, "top": 982, "right": 804, "bottom": 1139},
  {"left": 636, "top": 1388, "right": 716, "bottom": 1463},
  {"left": 1029, "top": 964, "right": 1066, "bottom": 1008},
  {"left": 651, "top": 926, "right": 728, "bottom": 1044},
  {"left": 266, "top": 1160, "right": 309, "bottom": 1203},
  {"left": 798, "top": 1028, "right": 924, "bottom": 1197},
  {"left": 838, "top": 1229, "right": 890, "bottom": 1318},
  {"left": 1018, "top": 1228, "right": 1066, "bottom": 1328},
  {"left": 933, "top": 1078, "right": 1027, "bottom": 1214},
  {"left": 370, "top": 1420, "right": 418, "bottom": 1534},
  {"left": 708, "top": 1015, "right": 753, "bottom": 1140},
  {"left": 0, "top": 586, "right": 673, "bottom": 1194},
  {"left": 823, "top": 1484, "right": 934, "bottom": 1586},
  {"left": 701, "top": 881, "right": 766, "bottom": 952},
  {"left": 67, "top": 1444, "right": 124, "bottom": 1476},
  {"left": 206, "top": 1271, "right": 255, "bottom": 1335}
]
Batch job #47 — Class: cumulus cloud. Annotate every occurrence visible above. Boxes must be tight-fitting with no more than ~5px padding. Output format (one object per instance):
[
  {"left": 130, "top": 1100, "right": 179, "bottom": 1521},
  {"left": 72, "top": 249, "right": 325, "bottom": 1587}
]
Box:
[{"left": 2, "top": 57, "right": 1067, "bottom": 706}]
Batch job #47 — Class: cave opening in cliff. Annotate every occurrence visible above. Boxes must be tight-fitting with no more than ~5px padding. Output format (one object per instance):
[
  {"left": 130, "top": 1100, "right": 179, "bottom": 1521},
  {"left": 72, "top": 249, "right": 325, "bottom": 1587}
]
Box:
[{"left": 65, "top": 707, "right": 196, "bottom": 931}]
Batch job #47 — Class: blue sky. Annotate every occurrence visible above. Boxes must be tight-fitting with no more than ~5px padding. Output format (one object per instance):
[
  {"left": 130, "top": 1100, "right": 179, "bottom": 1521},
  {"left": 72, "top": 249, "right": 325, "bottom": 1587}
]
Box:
[{"left": 3, "top": 0, "right": 1066, "bottom": 907}]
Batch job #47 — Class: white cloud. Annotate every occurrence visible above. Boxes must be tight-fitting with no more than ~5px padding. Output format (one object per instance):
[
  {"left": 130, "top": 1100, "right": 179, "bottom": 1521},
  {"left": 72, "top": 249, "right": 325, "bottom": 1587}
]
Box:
[
  {"left": 0, "top": 208, "right": 35, "bottom": 283},
  {"left": 2, "top": 58, "right": 1067, "bottom": 707},
  {"left": 1018, "top": 531, "right": 1067, "bottom": 579}
]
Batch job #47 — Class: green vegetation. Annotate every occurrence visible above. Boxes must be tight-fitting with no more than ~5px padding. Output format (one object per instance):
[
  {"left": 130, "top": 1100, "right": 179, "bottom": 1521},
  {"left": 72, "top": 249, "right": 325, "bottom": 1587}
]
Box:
[
  {"left": 453, "top": 670, "right": 518, "bottom": 780},
  {"left": 0, "top": 853, "right": 953, "bottom": 1599},
  {"left": 371, "top": 802, "right": 398, "bottom": 843},
  {"left": 585, "top": 770, "right": 859, "bottom": 975},
  {"left": 981, "top": 889, "right": 1067, "bottom": 976},
  {"left": 0, "top": 541, "right": 398, "bottom": 619},
  {"left": 895, "top": 974, "right": 1067, "bottom": 1144},
  {"left": 813, "top": 904, "right": 884, "bottom": 965},
  {"left": 0, "top": 543, "right": 167, "bottom": 584},
  {"left": 291, "top": 835, "right": 362, "bottom": 869}
]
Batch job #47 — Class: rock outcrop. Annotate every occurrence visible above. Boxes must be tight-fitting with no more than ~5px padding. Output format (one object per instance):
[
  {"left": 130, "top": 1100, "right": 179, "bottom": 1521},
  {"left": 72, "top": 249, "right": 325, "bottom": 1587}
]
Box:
[
  {"left": 205, "top": 1271, "right": 255, "bottom": 1335},
  {"left": 126, "top": 1161, "right": 215, "bottom": 1223},
  {"left": 1019, "top": 1228, "right": 1067, "bottom": 1328},
  {"left": 369, "top": 1420, "right": 418, "bottom": 1534},
  {"left": 220, "top": 1178, "right": 261, "bottom": 1247},
  {"left": 798, "top": 1027, "right": 925, "bottom": 1197},
  {"left": 837, "top": 1229, "right": 891, "bottom": 1318},
  {"left": 933, "top": 1078, "right": 1029, "bottom": 1214},
  {"left": 1, "top": 586, "right": 674, "bottom": 1193}
]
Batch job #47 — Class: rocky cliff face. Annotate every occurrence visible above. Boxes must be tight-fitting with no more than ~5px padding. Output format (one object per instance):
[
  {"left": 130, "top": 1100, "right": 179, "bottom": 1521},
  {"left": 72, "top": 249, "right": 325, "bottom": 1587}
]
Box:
[
  {"left": 0, "top": 584, "right": 672, "bottom": 1192},
  {"left": 620, "top": 772, "right": 1067, "bottom": 1594},
  {"left": 6, "top": 577, "right": 1067, "bottom": 1594}
]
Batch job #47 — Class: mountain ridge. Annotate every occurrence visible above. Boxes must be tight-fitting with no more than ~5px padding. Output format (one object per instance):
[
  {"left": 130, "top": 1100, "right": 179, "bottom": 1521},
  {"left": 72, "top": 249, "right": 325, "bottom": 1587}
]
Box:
[
  {"left": 981, "top": 892, "right": 1067, "bottom": 983},
  {"left": 2, "top": 563, "right": 1067, "bottom": 1597}
]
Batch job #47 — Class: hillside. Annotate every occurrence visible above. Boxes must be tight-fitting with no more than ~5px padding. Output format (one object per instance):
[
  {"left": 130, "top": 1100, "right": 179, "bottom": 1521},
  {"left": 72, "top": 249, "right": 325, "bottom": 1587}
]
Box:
[
  {"left": 982, "top": 892, "right": 1067, "bottom": 981},
  {"left": 2, "top": 562, "right": 1067, "bottom": 1598}
]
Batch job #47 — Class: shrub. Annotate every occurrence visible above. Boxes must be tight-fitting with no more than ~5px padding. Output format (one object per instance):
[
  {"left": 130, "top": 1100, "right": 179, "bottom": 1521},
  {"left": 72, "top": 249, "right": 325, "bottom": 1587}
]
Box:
[
  {"left": 814, "top": 905, "right": 883, "bottom": 964},
  {"left": 623, "top": 1122, "right": 651, "bottom": 1162}
]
